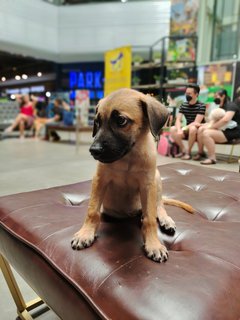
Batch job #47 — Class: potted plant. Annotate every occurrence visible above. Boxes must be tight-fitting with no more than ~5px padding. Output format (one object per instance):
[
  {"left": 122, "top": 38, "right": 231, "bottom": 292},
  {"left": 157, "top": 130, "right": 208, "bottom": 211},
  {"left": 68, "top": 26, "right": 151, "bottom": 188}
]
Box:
[
  {"left": 154, "top": 75, "right": 161, "bottom": 85},
  {"left": 132, "top": 76, "right": 141, "bottom": 86},
  {"left": 132, "top": 54, "right": 144, "bottom": 66}
]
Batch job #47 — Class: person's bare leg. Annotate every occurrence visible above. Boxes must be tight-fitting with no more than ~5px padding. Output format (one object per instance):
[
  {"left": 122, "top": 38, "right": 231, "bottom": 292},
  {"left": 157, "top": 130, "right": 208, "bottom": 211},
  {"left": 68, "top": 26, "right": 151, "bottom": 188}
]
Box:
[
  {"left": 181, "top": 126, "right": 197, "bottom": 160},
  {"left": 34, "top": 119, "right": 43, "bottom": 137},
  {"left": 170, "top": 126, "right": 186, "bottom": 153},
  {"left": 35, "top": 118, "right": 49, "bottom": 138},
  {"left": 4, "top": 114, "right": 23, "bottom": 132},
  {"left": 196, "top": 126, "right": 205, "bottom": 154},
  {"left": 187, "top": 126, "right": 197, "bottom": 154},
  {"left": 19, "top": 119, "right": 25, "bottom": 138},
  {"left": 201, "top": 129, "right": 227, "bottom": 164}
]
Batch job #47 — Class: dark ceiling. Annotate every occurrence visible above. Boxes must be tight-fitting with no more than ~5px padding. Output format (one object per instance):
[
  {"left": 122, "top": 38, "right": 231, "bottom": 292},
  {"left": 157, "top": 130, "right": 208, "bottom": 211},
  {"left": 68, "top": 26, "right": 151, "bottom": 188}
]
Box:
[{"left": 0, "top": 51, "right": 55, "bottom": 81}]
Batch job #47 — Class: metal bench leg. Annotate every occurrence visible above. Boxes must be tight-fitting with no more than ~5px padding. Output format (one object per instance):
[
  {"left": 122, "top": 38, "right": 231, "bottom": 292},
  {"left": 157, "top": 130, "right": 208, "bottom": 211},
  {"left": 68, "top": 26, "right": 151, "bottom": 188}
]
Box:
[
  {"left": 0, "top": 254, "right": 44, "bottom": 320},
  {"left": 228, "top": 145, "right": 235, "bottom": 163}
]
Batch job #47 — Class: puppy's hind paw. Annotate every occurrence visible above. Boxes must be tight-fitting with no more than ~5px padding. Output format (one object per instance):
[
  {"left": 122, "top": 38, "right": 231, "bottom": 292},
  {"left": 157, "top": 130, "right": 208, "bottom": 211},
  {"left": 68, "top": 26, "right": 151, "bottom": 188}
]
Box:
[
  {"left": 158, "top": 216, "right": 176, "bottom": 236},
  {"left": 71, "top": 231, "right": 96, "bottom": 250}
]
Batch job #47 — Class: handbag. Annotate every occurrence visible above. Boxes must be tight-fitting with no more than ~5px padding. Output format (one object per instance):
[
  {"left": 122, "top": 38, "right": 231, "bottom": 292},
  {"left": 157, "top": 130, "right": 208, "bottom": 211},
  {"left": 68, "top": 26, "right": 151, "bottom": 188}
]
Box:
[
  {"left": 63, "top": 110, "right": 74, "bottom": 126},
  {"left": 157, "top": 132, "right": 180, "bottom": 157}
]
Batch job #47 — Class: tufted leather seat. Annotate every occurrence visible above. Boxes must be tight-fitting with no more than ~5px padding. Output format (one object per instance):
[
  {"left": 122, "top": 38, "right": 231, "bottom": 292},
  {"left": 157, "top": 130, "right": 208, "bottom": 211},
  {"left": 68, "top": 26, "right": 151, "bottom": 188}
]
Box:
[{"left": 0, "top": 162, "right": 240, "bottom": 320}]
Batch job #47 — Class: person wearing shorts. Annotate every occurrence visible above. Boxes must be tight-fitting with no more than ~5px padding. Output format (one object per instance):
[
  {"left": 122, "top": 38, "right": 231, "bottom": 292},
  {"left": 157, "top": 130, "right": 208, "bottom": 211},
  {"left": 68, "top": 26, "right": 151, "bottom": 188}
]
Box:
[
  {"left": 196, "top": 89, "right": 240, "bottom": 165},
  {"left": 4, "top": 94, "right": 36, "bottom": 139},
  {"left": 170, "top": 84, "right": 206, "bottom": 160}
]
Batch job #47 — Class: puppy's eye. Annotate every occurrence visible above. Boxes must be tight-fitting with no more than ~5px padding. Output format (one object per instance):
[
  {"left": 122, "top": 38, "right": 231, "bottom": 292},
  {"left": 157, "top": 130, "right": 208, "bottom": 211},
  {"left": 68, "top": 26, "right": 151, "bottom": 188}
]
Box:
[{"left": 116, "top": 115, "right": 128, "bottom": 127}]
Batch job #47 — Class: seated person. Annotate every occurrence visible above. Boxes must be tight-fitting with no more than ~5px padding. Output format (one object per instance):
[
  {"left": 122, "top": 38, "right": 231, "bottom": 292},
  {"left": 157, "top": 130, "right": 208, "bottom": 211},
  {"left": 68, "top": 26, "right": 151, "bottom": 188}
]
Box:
[
  {"left": 4, "top": 94, "right": 37, "bottom": 139},
  {"left": 196, "top": 89, "right": 240, "bottom": 165},
  {"left": 34, "top": 98, "right": 70, "bottom": 140},
  {"left": 170, "top": 84, "right": 206, "bottom": 160}
]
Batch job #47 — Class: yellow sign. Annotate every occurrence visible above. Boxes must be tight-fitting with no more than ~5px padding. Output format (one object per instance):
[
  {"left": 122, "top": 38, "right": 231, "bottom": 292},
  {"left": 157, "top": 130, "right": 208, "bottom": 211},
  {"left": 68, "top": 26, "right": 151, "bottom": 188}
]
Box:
[{"left": 104, "top": 46, "right": 132, "bottom": 96}]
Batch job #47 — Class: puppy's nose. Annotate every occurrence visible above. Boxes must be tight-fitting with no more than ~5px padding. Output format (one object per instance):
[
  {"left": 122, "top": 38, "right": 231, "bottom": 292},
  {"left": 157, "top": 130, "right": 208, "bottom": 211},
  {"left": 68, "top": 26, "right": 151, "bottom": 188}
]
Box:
[{"left": 89, "top": 143, "right": 104, "bottom": 157}]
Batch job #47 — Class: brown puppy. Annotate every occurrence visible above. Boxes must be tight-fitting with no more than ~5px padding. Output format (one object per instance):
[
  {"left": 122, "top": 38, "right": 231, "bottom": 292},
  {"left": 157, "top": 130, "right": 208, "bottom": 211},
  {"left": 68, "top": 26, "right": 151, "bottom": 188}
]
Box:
[{"left": 71, "top": 88, "right": 194, "bottom": 263}]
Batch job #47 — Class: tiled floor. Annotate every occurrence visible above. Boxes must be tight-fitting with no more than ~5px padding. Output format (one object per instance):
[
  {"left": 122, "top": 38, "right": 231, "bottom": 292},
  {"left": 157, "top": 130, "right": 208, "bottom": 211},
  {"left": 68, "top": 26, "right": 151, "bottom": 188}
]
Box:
[{"left": 0, "top": 133, "right": 239, "bottom": 319}]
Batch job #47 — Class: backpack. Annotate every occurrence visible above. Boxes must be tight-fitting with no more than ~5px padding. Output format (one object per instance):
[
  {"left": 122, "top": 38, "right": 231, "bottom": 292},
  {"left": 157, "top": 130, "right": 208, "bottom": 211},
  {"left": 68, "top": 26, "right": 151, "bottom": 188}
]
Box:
[
  {"left": 157, "top": 132, "right": 180, "bottom": 157},
  {"left": 63, "top": 110, "right": 74, "bottom": 126}
]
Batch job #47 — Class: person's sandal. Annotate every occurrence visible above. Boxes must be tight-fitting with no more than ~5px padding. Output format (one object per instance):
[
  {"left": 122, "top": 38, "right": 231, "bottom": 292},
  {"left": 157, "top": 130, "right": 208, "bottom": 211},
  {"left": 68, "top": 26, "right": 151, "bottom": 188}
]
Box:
[
  {"left": 175, "top": 152, "right": 185, "bottom": 158},
  {"left": 181, "top": 153, "right": 191, "bottom": 160},
  {"left": 193, "top": 152, "right": 206, "bottom": 161},
  {"left": 200, "top": 159, "right": 217, "bottom": 165}
]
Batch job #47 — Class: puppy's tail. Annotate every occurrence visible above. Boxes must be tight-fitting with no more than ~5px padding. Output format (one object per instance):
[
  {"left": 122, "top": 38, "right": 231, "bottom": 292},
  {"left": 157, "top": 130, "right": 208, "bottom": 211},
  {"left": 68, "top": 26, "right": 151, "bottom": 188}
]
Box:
[{"left": 163, "top": 198, "right": 195, "bottom": 214}]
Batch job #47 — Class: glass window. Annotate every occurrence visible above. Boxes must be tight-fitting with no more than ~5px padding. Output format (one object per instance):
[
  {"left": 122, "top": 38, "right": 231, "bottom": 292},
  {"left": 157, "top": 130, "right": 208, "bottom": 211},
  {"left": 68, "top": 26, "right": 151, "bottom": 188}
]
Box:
[{"left": 211, "top": 0, "right": 240, "bottom": 61}]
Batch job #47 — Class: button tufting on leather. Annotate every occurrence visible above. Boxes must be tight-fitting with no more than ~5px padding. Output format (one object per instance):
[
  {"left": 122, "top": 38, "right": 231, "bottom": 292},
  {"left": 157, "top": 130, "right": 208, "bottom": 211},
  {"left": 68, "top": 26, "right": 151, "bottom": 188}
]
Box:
[
  {"left": 61, "top": 193, "right": 89, "bottom": 206},
  {"left": 209, "top": 175, "right": 228, "bottom": 182},
  {"left": 176, "top": 169, "right": 192, "bottom": 176},
  {"left": 185, "top": 184, "right": 208, "bottom": 192}
]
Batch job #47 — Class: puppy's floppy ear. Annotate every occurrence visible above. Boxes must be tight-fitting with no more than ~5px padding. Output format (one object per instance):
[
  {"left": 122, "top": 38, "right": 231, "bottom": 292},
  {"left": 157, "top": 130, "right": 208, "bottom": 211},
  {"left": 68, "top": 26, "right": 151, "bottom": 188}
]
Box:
[
  {"left": 141, "top": 95, "right": 169, "bottom": 138},
  {"left": 92, "top": 105, "right": 99, "bottom": 137}
]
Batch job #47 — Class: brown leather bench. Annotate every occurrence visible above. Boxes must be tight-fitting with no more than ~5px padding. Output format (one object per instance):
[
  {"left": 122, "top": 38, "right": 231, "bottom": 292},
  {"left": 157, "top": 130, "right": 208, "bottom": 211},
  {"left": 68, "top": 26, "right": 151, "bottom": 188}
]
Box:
[{"left": 1, "top": 162, "right": 240, "bottom": 319}]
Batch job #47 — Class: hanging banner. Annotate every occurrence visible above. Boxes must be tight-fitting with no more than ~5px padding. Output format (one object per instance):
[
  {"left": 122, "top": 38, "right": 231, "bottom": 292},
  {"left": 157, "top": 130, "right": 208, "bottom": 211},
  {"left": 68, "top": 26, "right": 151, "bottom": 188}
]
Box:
[
  {"left": 170, "top": 0, "right": 199, "bottom": 36},
  {"left": 167, "top": 0, "right": 199, "bottom": 62},
  {"left": 75, "top": 90, "right": 90, "bottom": 126},
  {"left": 104, "top": 46, "right": 131, "bottom": 96},
  {"left": 198, "top": 63, "right": 235, "bottom": 104}
]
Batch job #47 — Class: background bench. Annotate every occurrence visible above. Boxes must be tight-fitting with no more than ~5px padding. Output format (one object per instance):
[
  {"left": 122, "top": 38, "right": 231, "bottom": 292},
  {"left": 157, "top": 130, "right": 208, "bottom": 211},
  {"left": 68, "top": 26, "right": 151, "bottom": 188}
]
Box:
[
  {"left": 217, "top": 138, "right": 240, "bottom": 163},
  {"left": 46, "top": 122, "right": 92, "bottom": 150}
]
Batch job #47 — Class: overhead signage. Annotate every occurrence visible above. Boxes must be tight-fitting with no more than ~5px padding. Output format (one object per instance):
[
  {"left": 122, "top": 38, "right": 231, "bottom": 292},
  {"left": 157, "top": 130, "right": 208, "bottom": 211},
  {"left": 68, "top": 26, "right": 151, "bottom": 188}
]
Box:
[
  {"left": 69, "top": 71, "right": 102, "bottom": 89},
  {"left": 68, "top": 70, "right": 104, "bottom": 100},
  {"left": 6, "top": 86, "right": 45, "bottom": 94},
  {"left": 104, "top": 46, "right": 132, "bottom": 96}
]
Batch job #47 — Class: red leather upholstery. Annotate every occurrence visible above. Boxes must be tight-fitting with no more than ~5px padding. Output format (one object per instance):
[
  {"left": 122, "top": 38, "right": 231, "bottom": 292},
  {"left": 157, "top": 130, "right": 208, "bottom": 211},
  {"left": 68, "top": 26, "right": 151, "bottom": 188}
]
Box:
[{"left": 0, "top": 163, "right": 240, "bottom": 320}]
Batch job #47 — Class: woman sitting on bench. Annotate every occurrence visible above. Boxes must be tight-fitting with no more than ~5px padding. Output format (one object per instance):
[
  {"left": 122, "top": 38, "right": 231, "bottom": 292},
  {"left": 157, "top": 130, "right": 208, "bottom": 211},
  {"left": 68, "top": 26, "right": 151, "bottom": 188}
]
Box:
[
  {"left": 195, "top": 89, "right": 240, "bottom": 165},
  {"left": 4, "top": 94, "right": 37, "bottom": 139}
]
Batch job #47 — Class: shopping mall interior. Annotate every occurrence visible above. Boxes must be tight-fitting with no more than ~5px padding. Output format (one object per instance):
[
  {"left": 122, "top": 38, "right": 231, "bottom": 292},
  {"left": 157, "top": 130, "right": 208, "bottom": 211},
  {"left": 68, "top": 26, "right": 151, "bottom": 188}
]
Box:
[{"left": 0, "top": 1, "right": 240, "bottom": 319}]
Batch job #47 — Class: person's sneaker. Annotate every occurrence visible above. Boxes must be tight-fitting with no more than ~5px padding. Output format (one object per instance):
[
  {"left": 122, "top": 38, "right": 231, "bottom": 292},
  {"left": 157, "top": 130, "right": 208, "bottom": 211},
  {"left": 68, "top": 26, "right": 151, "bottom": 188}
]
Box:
[
  {"left": 50, "top": 131, "right": 61, "bottom": 142},
  {"left": 52, "top": 136, "right": 60, "bottom": 142}
]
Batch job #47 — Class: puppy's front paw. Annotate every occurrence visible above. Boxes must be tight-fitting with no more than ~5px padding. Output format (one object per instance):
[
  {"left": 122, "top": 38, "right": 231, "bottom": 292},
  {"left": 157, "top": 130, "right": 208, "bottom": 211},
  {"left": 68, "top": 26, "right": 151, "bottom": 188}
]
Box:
[
  {"left": 144, "top": 242, "right": 169, "bottom": 263},
  {"left": 71, "top": 229, "right": 96, "bottom": 250},
  {"left": 158, "top": 216, "right": 176, "bottom": 236}
]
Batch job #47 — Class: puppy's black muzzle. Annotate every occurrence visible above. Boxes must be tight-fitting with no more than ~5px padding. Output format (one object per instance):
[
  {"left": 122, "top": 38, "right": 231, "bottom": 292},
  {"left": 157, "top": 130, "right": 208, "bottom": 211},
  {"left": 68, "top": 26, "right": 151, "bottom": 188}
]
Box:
[
  {"left": 89, "top": 139, "right": 132, "bottom": 163},
  {"left": 89, "top": 142, "right": 104, "bottom": 158},
  {"left": 89, "top": 141, "right": 118, "bottom": 163}
]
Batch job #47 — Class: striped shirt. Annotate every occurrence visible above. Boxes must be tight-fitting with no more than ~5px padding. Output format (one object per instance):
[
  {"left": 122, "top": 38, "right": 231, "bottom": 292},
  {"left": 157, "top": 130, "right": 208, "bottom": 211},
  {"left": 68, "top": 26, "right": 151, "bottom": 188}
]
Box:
[{"left": 179, "top": 101, "right": 206, "bottom": 125}]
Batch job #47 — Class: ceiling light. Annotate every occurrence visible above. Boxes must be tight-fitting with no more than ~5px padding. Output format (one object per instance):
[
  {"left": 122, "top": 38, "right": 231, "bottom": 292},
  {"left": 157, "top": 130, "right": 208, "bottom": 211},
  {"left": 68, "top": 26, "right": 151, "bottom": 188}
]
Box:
[
  {"left": 37, "top": 72, "right": 42, "bottom": 77},
  {"left": 46, "top": 91, "right": 51, "bottom": 97},
  {"left": 22, "top": 74, "right": 28, "bottom": 80},
  {"left": 15, "top": 75, "right": 21, "bottom": 80},
  {"left": 10, "top": 94, "right": 16, "bottom": 100},
  {"left": 1, "top": 77, "right": 6, "bottom": 82},
  {"left": 121, "top": 0, "right": 128, "bottom": 2}
]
